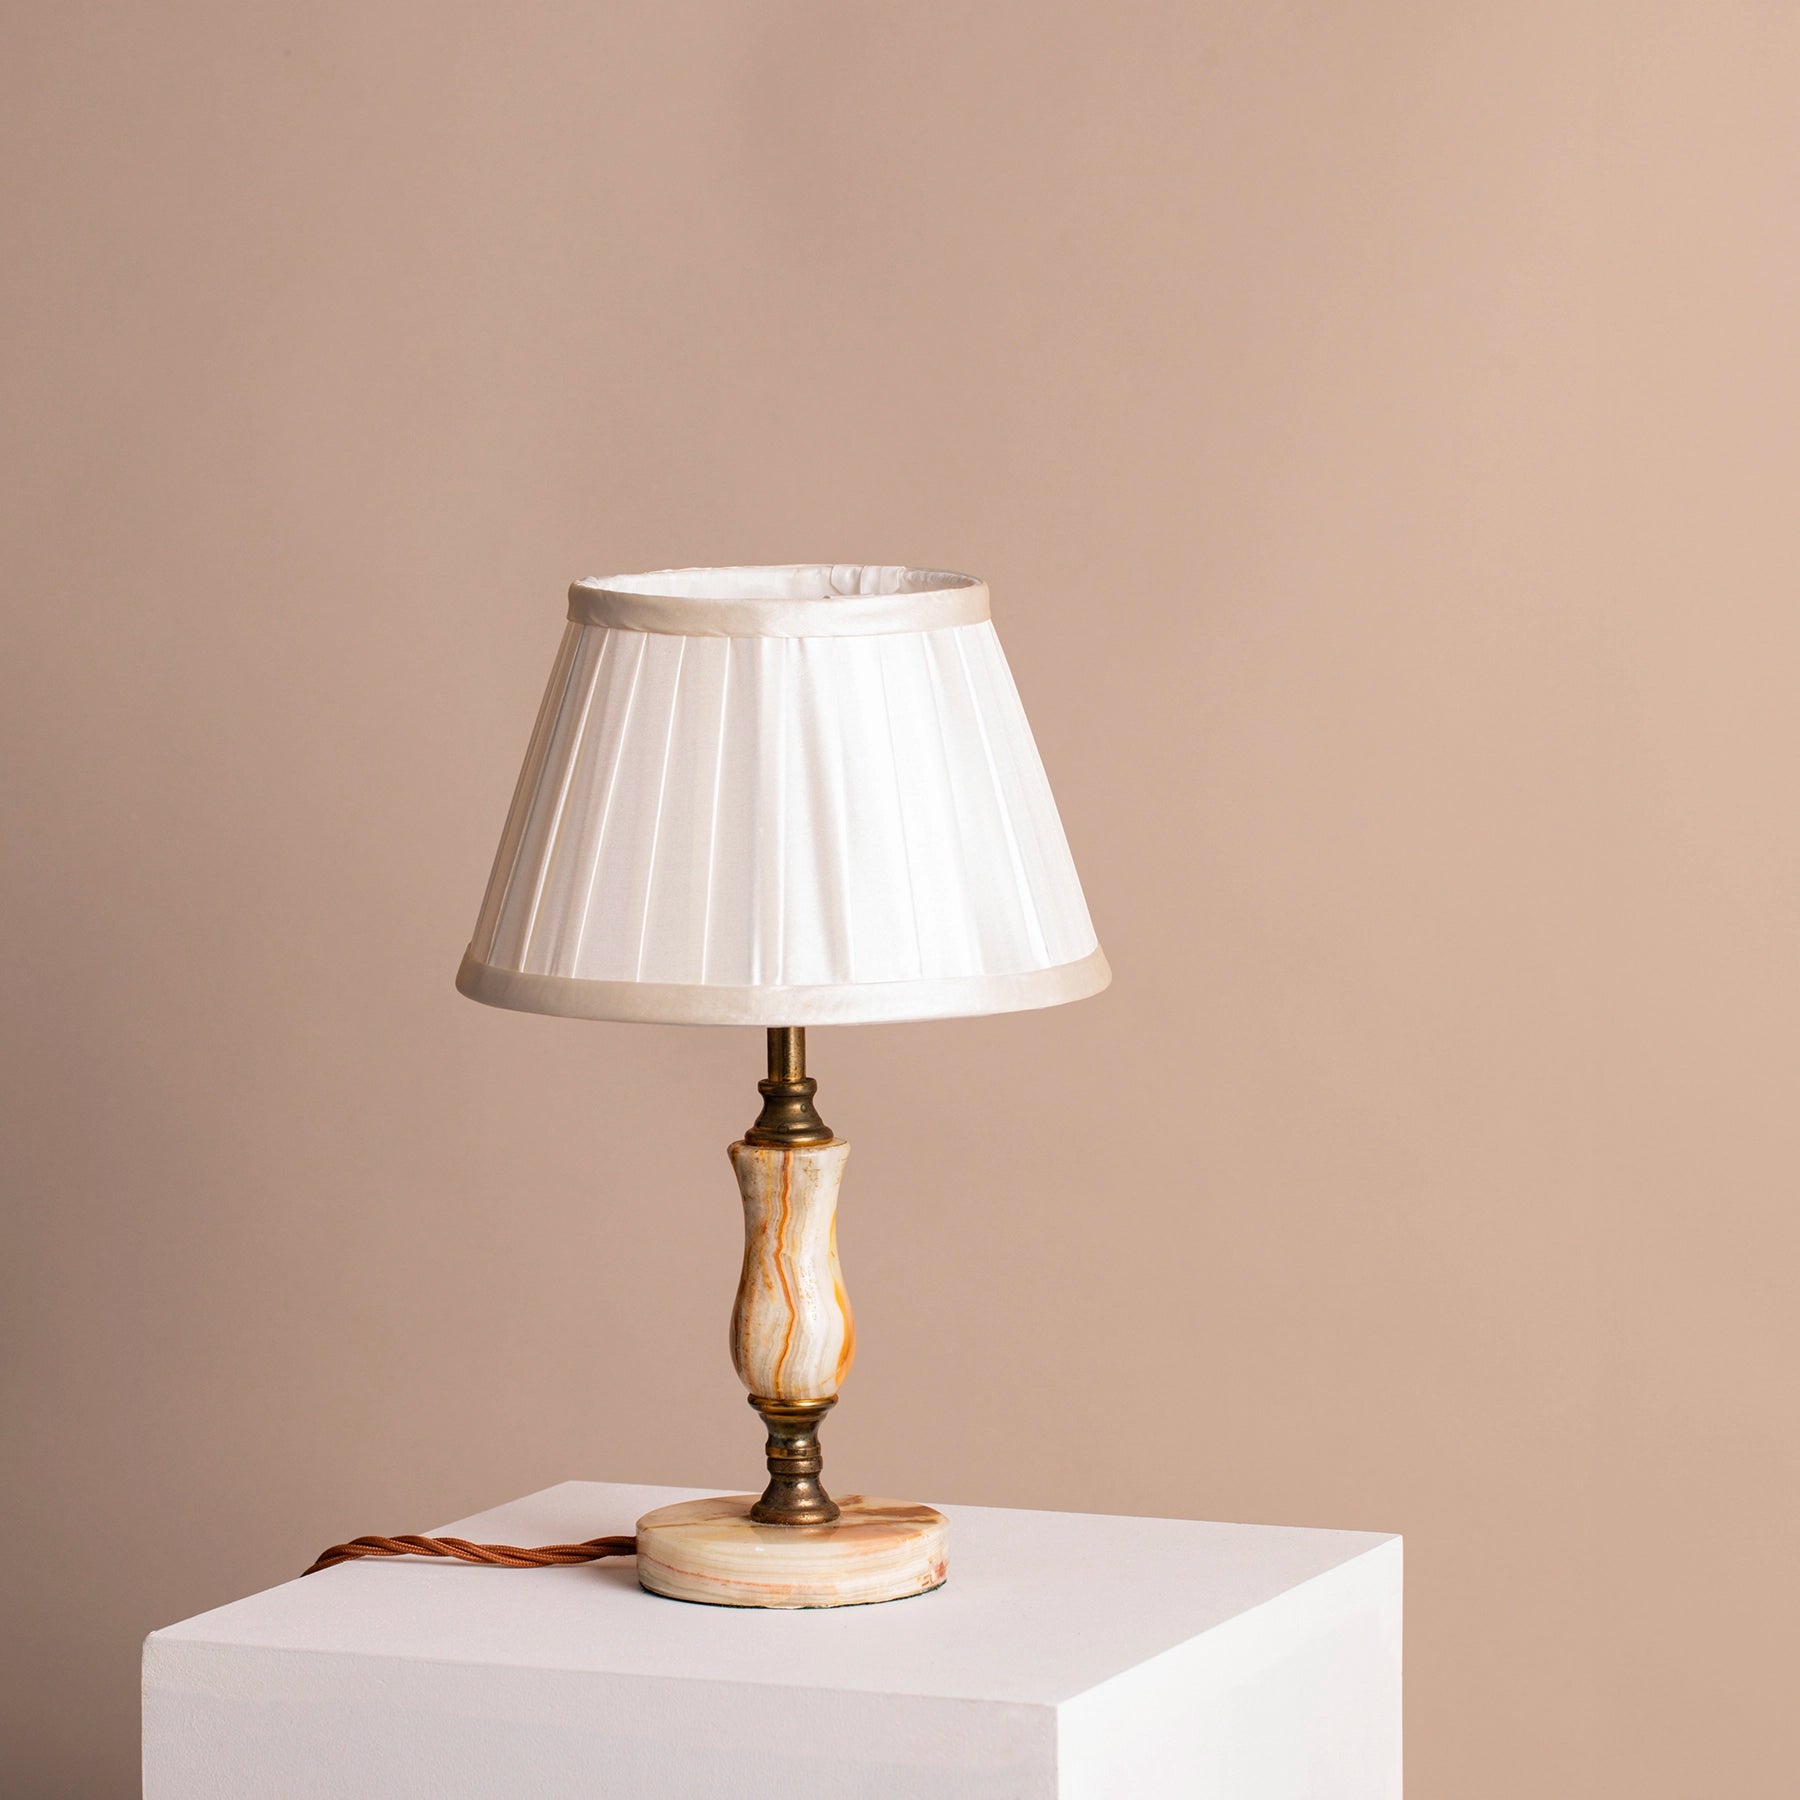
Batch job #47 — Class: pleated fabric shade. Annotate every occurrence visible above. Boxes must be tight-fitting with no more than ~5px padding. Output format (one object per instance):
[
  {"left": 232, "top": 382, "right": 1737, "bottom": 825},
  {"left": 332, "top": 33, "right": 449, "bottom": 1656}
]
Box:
[{"left": 457, "top": 565, "right": 1109, "bottom": 1025}]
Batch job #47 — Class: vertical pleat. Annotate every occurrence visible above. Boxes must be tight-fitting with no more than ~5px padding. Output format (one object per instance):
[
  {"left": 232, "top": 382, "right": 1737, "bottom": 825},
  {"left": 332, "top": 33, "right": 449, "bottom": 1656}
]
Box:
[
  {"left": 708, "top": 635, "right": 766, "bottom": 983},
  {"left": 697, "top": 636, "right": 732, "bottom": 984},
  {"left": 783, "top": 637, "right": 849, "bottom": 986},
  {"left": 769, "top": 638, "right": 791, "bottom": 982},
  {"left": 875, "top": 638, "right": 925, "bottom": 979},
  {"left": 956, "top": 627, "right": 1049, "bottom": 967},
  {"left": 530, "top": 629, "right": 617, "bottom": 974},
  {"left": 555, "top": 628, "right": 643, "bottom": 974},
  {"left": 488, "top": 626, "right": 608, "bottom": 968},
  {"left": 579, "top": 633, "right": 670, "bottom": 976},
  {"left": 894, "top": 634, "right": 979, "bottom": 976},
  {"left": 467, "top": 617, "right": 1098, "bottom": 990},
  {"left": 915, "top": 630, "right": 985, "bottom": 976},
  {"left": 470, "top": 622, "right": 581, "bottom": 962},
  {"left": 960, "top": 625, "right": 1092, "bottom": 965},
  {"left": 633, "top": 637, "right": 687, "bottom": 978}
]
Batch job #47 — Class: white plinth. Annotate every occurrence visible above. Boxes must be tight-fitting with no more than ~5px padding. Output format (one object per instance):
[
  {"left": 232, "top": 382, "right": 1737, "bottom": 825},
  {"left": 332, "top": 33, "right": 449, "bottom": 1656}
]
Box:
[{"left": 143, "top": 1481, "right": 1401, "bottom": 1799}]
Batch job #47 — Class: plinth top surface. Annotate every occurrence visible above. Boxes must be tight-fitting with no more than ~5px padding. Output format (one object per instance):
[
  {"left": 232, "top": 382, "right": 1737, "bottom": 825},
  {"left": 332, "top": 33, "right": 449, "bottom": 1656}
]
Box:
[{"left": 150, "top": 1481, "right": 1396, "bottom": 1707}]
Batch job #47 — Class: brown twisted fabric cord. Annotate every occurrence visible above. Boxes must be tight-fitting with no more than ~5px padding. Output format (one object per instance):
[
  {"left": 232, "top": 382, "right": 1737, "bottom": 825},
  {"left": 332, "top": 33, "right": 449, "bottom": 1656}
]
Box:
[{"left": 304, "top": 1533, "right": 636, "bottom": 1577}]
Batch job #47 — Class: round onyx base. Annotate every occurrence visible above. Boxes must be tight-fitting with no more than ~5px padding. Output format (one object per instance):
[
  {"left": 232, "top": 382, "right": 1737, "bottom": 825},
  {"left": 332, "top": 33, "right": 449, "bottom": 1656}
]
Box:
[{"left": 634, "top": 1494, "right": 949, "bottom": 1609}]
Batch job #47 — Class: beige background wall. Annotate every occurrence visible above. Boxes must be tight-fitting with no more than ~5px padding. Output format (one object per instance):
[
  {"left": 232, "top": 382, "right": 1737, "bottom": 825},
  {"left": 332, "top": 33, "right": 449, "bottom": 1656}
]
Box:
[{"left": 3, "top": 3, "right": 1796, "bottom": 1794}]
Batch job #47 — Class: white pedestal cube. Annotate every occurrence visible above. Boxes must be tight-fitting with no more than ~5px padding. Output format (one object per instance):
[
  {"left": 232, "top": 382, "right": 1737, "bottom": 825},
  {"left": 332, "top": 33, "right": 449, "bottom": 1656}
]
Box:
[{"left": 144, "top": 1481, "right": 1401, "bottom": 1798}]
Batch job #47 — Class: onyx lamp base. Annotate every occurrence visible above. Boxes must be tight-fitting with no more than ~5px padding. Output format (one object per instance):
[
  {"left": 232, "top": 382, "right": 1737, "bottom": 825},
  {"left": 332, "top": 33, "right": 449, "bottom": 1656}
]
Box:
[{"left": 634, "top": 1494, "right": 949, "bottom": 1609}]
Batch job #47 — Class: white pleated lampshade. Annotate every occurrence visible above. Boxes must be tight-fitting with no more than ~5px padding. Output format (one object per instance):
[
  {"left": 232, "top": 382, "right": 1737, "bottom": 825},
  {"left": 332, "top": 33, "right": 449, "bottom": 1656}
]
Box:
[{"left": 457, "top": 565, "right": 1108, "bottom": 1026}]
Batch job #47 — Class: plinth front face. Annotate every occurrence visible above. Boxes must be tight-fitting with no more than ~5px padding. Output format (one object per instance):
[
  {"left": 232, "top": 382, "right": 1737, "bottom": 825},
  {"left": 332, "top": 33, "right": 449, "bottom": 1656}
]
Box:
[{"left": 635, "top": 1495, "right": 949, "bottom": 1609}]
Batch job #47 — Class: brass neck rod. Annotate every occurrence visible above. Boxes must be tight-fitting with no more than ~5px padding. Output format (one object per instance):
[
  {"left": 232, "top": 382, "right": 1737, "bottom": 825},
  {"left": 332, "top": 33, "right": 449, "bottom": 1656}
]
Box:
[
  {"left": 744, "top": 1024, "right": 832, "bottom": 1147},
  {"left": 768, "top": 1025, "right": 805, "bottom": 1085}
]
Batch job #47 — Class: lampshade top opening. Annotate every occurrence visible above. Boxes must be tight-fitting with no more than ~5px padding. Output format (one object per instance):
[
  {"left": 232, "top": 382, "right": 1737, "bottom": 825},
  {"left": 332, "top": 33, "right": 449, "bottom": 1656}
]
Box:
[
  {"left": 569, "top": 565, "right": 991, "bottom": 639},
  {"left": 595, "top": 564, "right": 977, "bottom": 601}
]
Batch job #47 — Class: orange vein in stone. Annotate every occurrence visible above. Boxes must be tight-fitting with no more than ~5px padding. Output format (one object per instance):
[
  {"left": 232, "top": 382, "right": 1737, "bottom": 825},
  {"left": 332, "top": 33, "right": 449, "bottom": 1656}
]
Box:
[
  {"left": 831, "top": 1214, "right": 855, "bottom": 1386},
  {"left": 772, "top": 1152, "right": 797, "bottom": 1394}
]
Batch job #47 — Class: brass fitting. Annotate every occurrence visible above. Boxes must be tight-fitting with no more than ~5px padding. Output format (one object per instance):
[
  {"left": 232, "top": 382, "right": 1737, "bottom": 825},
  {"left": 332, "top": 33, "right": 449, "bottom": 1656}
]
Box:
[
  {"left": 743, "top": 1026, "right": 833, "bottom": 1147},
  {"left": 747, "top": 1395, "right": 840, "bottom": 1525}
]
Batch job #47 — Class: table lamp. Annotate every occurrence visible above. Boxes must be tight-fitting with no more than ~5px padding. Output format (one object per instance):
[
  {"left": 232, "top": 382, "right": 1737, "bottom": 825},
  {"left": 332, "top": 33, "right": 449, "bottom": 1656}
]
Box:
[{"left": 457, "top": 564, "right": 1108, "bottom": 1608}]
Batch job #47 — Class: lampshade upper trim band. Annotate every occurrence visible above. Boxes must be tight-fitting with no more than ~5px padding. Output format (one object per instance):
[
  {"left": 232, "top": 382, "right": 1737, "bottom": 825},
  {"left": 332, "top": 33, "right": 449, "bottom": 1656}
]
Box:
[
  {"left": 569, "top": 565, "right": 991, "bottom": 638},
  {"left": 456, "top": 945, "right": 1110, "bottom": 1027}
]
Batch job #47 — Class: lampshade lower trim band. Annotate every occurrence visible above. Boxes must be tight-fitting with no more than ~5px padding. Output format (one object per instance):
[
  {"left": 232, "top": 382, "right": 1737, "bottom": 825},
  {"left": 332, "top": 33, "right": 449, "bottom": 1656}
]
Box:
[{"left": 455, "top": 946, "right": 1111, "bottom": 1026}]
